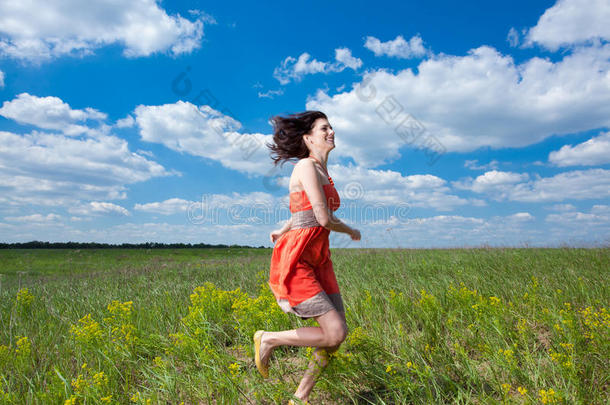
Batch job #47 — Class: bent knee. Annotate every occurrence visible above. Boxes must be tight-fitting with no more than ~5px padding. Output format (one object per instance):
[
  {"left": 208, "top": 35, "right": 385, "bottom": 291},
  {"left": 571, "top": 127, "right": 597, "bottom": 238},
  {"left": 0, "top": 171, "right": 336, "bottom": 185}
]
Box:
[{"left": 325, "top": 325, "right": 348, "bottom": 347}]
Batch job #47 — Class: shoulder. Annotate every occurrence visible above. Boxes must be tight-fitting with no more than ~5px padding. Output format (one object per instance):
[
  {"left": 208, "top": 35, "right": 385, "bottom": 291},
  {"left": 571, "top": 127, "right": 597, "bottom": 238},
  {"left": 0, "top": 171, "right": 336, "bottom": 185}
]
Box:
[
  {"left": 294, "top": 158, "right": 315, "bottom": 172},
  {"left": 295, "top": 157, "right": 313, "bottom": 165},
  {"left": 293, "top": 158, "right": 319, "bottom": 182}
]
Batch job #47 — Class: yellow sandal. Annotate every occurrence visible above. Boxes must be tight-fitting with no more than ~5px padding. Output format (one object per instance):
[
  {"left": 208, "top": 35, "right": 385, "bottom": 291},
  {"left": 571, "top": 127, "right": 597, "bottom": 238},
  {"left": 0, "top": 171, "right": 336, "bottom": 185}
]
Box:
[{"left": 253, "top": 330, "right": 269, "bottom": 378}]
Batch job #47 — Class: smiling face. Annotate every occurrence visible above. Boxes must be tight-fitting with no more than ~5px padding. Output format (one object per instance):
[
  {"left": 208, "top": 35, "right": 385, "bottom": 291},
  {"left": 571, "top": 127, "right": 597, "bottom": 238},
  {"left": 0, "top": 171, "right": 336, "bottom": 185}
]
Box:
[{"left": 303, "top": 117, "right": 335, "bottom": 154}]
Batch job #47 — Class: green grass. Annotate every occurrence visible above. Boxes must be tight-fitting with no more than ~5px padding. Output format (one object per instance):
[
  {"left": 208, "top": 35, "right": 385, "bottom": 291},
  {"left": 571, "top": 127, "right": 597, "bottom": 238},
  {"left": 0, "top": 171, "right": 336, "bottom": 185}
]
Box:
[{"left": 0, "top": 247, "right": 608, "bottom": 404}]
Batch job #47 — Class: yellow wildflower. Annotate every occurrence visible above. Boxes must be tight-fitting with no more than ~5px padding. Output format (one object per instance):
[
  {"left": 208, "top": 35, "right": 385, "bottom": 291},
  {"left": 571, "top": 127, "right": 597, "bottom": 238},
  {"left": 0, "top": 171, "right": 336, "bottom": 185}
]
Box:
[
  {"left": 15, "top": 336, "right": 31, "bottom": 357},
  {"left": 539, "top": 388, "right": 557, "bottom": 404},
  {"left": 64, "top": 396, "right": 78, "bottom": 405},
  {"left": 92, "top": 371, "right": 108, "bottom": 388},
  {"left": 16, "top": 288, "right": 34, "bottom": 307},
  {"left": 69, "top": 314, "right": 103, "bottom": 344},
  {"left": 229, "top": 362, "right": 240, "bottom": 376},
  {"left": 153, "top": 356, "right": 165, "bottom": 367},
  {"left": 71, "top": 374, "right": 88, "bottom": 394},
  {"left": 385, "top": 364, "right": 396, "bottom": 375}
]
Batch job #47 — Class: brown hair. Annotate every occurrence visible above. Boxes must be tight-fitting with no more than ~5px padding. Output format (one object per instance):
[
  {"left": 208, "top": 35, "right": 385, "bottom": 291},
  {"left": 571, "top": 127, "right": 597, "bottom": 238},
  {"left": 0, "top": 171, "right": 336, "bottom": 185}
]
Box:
[{"left": 266, "top": 111, "right": 328, "bottom": 167}]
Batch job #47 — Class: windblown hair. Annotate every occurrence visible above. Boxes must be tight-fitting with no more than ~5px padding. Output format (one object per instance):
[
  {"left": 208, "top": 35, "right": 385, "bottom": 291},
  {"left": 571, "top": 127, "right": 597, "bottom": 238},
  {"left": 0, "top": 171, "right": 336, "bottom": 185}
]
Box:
[{"left": 266, "top": 110, "right": 327, "bottom": 167}]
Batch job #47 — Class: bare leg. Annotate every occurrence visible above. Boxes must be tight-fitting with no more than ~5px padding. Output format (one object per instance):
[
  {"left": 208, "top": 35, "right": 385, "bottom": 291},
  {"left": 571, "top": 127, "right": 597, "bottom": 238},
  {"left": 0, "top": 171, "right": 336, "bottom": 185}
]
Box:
[
  {"left": 257, "top": 310, "right": 347, "bottom": 402},
  {"left": 258, "top": 309, "right": 347, "bottom": 365},
  {"left": 292, "top": 347, "right": 330, "bottom": 402},
  {"left": 292, "top": 310, "right": 347, "bottom": 402}
]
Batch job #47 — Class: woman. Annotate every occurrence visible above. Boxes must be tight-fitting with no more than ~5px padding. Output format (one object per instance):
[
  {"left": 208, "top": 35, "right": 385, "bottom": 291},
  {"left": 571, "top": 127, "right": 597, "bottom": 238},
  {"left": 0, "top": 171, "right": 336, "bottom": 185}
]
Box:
[{"left": 254, "top": 111, "right": 361, "bottom": 404}]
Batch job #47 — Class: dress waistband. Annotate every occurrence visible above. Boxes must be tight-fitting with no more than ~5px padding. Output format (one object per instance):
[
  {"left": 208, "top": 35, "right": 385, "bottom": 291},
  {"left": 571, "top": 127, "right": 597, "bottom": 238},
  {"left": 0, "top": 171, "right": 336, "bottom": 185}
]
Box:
[{"left": 290, "top": 209, "right": 322, "bottom": 229}]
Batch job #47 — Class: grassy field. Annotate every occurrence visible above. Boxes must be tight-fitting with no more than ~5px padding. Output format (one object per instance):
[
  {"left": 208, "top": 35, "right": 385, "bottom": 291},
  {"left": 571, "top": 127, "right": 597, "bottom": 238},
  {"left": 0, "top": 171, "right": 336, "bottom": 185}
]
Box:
[{"left": 0, "top": 247, "right": 608, "bottom": 404}]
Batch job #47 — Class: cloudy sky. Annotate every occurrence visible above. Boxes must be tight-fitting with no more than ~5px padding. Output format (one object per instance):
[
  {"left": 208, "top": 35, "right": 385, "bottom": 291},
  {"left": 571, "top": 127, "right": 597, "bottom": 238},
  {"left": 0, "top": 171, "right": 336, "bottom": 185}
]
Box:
[{"left": 0, "top": 0, "right": 609, "bottom": 248}]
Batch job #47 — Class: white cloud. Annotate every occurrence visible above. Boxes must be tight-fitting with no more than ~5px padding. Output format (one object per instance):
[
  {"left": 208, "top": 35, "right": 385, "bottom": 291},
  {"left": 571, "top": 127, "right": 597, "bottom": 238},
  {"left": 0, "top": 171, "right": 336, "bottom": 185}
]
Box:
[
  {"left": 273, "top": 47, "right": 362, "bottom": 84},
  {"left": 402, "top": 215, "right": 485, "bottom": 226},
  {"left": 257, "top": 88, "right": 284, "bottom": 99},
  {"left": 0, "top": 203, "right": 605, "bottom": 248},
  {"left": 547, "top": 210, "right": 609, "bottom": 224},
  {"left": 4, "top": 213, "right": 62, "bottom": 223},
  {"left": 591, "top": 204, "right": 610, "bottom": 215},
  {"left": 508, "top": 212, "right": 535, "bottom": 221},
  {"left": 277, "top": 163, "right": 478, "bottom": 212},
  {"left": 525, "top": 0, "right": 610, "bottom": 51},
  {"left": 0, "top": 93, "right": 172, "bottom": 208},
  {"left": 454, "top": 168, "right": 610, "bottom": 202},
  {"left": 464, "top": 159, "right": 500, "bottom": 170},
  {"left": 0, "top": 93, "right": 107, "bottom": 135},
  {"left": 453, "top": 170, "right": 530, "bottom": 197},
  {"left": 0, "top": 69, "right": 4, "bottom": 87},
  {"left": 364, "top": 34, "right": 428, "bottom": 59},
  {"left": 0, "top": 208, "right": 602, "bottom": 247},
  {"left": 69, "top": 202, "right": 130, "bottom": 217},
  {"left": 545, "top": 205, "right": 610, "bottom": 243},
  {"left": 307, "top": 43, "right": 610, "bottom": 166},
  {"left": 97, "top": 222, "right": 265, "bottom": 245},
  {"left": 363, "top": 213, "right": 545, "bottom": 248},
  {"left": 133, "top": 100, "right": 274, "bottom": 176},
  {"left": 334, "top": 47, "right": 362, "bottom": 70},
  {"left": 0, "top": 130, "right": 170, "bottom": 206},
  {"left": 126, "top": 205, "right": 595, "bottom": 248},
  {"left": 115, "top": 114, "right": 135, "bottom": 128},
  {"left": 546, "top": 203, "right": 577, "bottom": 212},
  {"left": 511, "top": 169, "right": 610, "bottom": 202},
  {"left": 135, "top": 198, "right": 193, "bottom": 215},
  {"left": 0, "top": 0, "right": 212, "bottom": 62},
  {"left": 187, "top": 9, "right": 217, "bottom": 25},
  {"left": 180, "top": 191, "right": 284, "bottom": 228},
  {"left": 0, "top": 219, "right": 269, "bottom": 246},
  {"left": 548, "top": 132, "right": 610, "bottom": 166},
  {"left": 274, "top": 53, "right": 330, "bottom": 85},
  {"left": 69, "top": 216, "right": 88, "bottom": 222},
  {"left": 129, "top": 162, "right": 476, "bottom": 219},
  {"left": 507, "top": 27, "right": 520, "bottom": 47}
]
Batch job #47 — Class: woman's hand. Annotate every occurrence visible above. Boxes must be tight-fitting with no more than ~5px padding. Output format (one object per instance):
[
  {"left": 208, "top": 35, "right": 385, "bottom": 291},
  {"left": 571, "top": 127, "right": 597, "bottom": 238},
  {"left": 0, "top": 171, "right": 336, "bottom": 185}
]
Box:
[
  {"left": 270, "top": 218, "right": 292, "bottom": 244},
  {"left": 270, "top": 229, "right": 284, "bottom": 244},
  {"left": 349, "top": 228, "right": 361, "bottom": 241}
]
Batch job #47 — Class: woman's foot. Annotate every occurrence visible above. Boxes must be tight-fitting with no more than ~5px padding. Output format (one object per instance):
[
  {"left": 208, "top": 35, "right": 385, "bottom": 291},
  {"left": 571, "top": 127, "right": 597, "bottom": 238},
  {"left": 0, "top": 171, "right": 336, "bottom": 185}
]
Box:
[
  {"left": 253, "top": 330, "right": 275, "bottom": 378},
  {"left": 253, "top": 330, "right": 268, "bottom": 378},
  {"left": 259, "top": 331, "right": 274, "bottom": 365}
]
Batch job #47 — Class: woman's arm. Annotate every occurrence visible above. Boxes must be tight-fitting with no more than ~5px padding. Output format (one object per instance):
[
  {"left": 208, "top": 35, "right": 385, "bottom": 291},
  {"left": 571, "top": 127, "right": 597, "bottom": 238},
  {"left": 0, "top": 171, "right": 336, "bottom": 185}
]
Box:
[
  {"left": 323, "top": 211, "right": 355, "bottom": 236},
  {"left": 278, "top": 217, "right": 293, "bottom": 234},
  {"left": 296, "top": 159, "right": 357, "bottom": 237},
  {"left": 296, "top": 159, "right": 332, "bottom": 226},
  {"left": 270, "top": 217, "right": 293, "bottom": 243}
]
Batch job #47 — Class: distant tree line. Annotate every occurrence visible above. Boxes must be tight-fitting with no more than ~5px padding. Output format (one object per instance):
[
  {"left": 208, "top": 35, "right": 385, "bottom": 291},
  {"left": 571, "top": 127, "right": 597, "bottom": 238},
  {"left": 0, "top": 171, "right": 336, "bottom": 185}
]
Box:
[{"left": 0, "top": 241, "right": 267, "bottom": 249}]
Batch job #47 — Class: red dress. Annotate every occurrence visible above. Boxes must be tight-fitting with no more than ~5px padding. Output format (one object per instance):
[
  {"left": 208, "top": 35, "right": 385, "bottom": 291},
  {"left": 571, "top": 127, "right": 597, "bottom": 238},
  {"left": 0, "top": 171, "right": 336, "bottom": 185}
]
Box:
[{"left": 268, "top": 172, "right": 344, "bottom": 319}]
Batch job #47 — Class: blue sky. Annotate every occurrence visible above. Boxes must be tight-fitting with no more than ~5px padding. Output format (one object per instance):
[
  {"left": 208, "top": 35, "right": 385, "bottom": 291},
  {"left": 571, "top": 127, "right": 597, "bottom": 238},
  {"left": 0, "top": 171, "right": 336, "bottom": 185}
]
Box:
[{"left": 0, "top": 0, "right": 609, "bottom": 248}]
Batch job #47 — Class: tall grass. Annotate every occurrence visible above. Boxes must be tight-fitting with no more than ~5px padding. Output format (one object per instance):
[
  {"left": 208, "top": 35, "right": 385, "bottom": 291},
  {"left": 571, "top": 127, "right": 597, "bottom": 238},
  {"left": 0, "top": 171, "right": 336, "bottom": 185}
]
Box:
[{"left": 0, "top": 247, "right": 608, "bottom": 404}]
